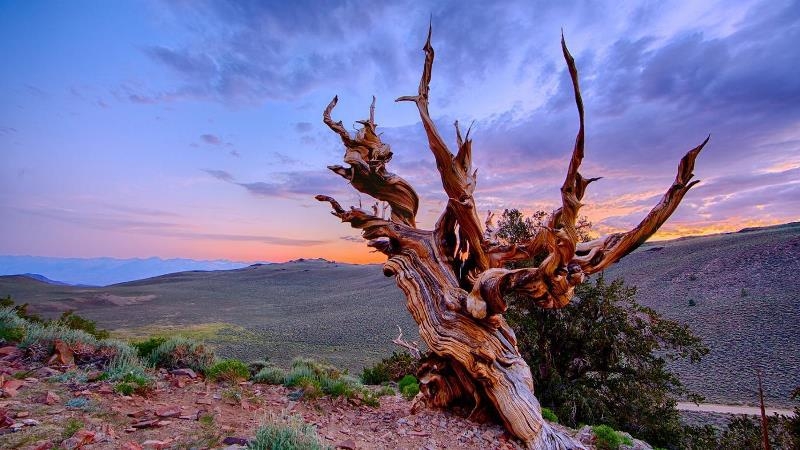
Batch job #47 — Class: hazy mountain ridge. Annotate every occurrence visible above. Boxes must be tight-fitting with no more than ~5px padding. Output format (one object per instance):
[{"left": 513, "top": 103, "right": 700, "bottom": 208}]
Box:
[
  {"left": 0, "top": 223, "right": 798, "bottom": 407},
  {"left": 0, "top": 255, "right": 253, "bottom": 286}
]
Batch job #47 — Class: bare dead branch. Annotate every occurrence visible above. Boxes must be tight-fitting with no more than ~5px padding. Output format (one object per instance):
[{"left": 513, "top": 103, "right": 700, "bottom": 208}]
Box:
[
  {"left": 397, "top": 24, "right": 488, "bottom": 274},
  {"left": 393, "top": 326, "right": 421, "bottom": 359},
  {"left": 321, "top": 97, "right": 419, "bottom": 227},
  {"left": 573, "top": 137, "right": 709, "bottom": 274}
]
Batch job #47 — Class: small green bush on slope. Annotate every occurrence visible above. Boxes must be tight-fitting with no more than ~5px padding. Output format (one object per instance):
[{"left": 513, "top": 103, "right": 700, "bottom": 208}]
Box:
[
  {"left": 148, "top": 336, "right": 215, "bottom": 373},
  {"left": 248, "top": 414, "right": 329, "bottom": 450}
]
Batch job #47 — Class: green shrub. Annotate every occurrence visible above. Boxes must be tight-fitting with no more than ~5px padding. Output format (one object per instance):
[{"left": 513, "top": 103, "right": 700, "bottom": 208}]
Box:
[
  {"left": 377, "top": 385, "right": 396, "bottom": 397},
  {"left": 131, "top": 336, "right": 168, "bottom": 359},
  {"left": 253, "top": 366, "right": 286, "bottom": 385},
  {"left": 62, "top": 418, "right": 84, "bottom": 439},
  {"left": 148, "top": 336, "right": 215, "bottom": 373},
  {"left": 207, "top": 359, "right": 250, "bottom": 382},
  {"left": 66, "top": 397, "right": 90, "bottom": 409},
  {"left": 248, "top": 359, "right": 271, "bottom": 377},
  {"left": 541, "top": 407, "right": 559, "bottom": 423},
  {"left": 56, "top": 311, "right": 109, "bottom": 339},
  {"left": 284, "top": 365, "right": 318, "bottom": 388},
  {"left": 248, "top": 414, "right": 329, "bottom": 450},
  {"left": 398, "top": 374, "right": 419, "bottom": 400},
  {"left": 361, "top": 351, "right": 419, "bottom": 385},
  {"left": 0, "top": 306, "right": 26, "bottom": 343},
  {"left": 592, "top": 425, "right": 624, "bottom": 450},
  {"left": 361, "top": 362, "right": 390, "bottom": 385}
]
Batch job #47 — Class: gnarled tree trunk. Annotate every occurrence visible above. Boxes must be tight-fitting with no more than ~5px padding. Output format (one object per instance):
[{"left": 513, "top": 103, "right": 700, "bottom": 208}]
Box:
[{"left": 316, "top": 27, "right": 707, "bottom": 449}]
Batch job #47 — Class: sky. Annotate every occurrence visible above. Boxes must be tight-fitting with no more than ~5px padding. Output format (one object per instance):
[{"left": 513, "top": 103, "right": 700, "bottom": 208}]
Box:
[{"left": 0, "top": 0, "right": 798, "bottom": 264}]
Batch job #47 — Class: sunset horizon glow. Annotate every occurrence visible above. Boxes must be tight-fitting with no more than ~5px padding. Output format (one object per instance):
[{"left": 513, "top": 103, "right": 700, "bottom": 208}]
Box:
[{"left": 1, "top": 1, "right": 798, "bottom": 265}]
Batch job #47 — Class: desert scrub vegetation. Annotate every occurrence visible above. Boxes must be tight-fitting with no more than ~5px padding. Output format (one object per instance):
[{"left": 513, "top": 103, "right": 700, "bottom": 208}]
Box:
[
  {"left": 268, "top": 357, "right": 390, "bottom": 406},
  {"left": 206, "top": 359, "right": 250, "bottom": 382},
  {"left": 147, "top": 335, "right": 215, "bottom": 373},
  {"left": 541, "top": 407, "right": 559, "bottom": 423},
  {"left": 253, "top": 365, "right": 287, "bottom": 385},
  {"left": 360, "top": 351, "right": 419, "bottom": 385},
  {"left": 248, "top": 413, "right": 330, "bottom": 450},
  {"left": 591, "top": 425, "right": 633, "bottom": 450},
  {"left": 0, "top": 302, "right": 153, "bottom": 389},
  {"left": 398, "top": 374, "right": 419, "bottom": 400}
]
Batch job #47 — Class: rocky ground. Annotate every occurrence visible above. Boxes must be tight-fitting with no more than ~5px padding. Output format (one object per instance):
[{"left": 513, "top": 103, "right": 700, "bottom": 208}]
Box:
[{"left": 0, "top": 344, "right": 563, "bottom": 450}]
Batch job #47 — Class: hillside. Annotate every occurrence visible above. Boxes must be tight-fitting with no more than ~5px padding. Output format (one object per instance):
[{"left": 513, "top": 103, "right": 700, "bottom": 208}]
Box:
[{"left": 1, "top": 223, "right": 798, "bottom": 407}]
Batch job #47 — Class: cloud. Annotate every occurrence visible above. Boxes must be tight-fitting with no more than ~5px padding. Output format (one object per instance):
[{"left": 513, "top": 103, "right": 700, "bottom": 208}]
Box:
[
  {"left": 203, "top": 169, "right": 235, "bottom": 182},
  {"left": 294, "top": 122, "right": 313, "bottom": 133},
  {"left": 8, "top": 204, "right": 327, "bottom": 247},
  {"left": 203, "top": 168, "right": 346, "bottom": 200},
  {"left": 201, "top": 134, "right": 222, "bottom": 145}
]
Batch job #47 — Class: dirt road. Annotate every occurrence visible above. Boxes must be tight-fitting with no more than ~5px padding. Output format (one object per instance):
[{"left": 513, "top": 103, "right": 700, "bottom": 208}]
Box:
[{"left": 677, "top": 402, "right": 795, "bottom": 416}]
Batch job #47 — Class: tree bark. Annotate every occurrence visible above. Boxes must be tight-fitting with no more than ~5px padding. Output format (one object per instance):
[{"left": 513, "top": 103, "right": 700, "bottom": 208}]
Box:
[{"left": 316, "top": 26, "right": 707, "bottom": 449}]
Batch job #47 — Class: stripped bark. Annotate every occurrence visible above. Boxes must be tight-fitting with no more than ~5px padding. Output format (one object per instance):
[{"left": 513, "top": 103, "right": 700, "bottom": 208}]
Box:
[{"left": 316, "top": 26, "right": 707, "bottom": 449}]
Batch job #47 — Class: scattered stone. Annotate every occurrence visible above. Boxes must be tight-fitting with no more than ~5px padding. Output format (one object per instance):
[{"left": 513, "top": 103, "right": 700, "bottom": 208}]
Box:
[
  {"left": 22, "top": 418, "right": 41, "bottom": 426},
  {"left": 155, "top": 420, "right": 172, "bottom": 427},
  {"left": 124, "top": 427, "right": 137, "bottom": 433},
  {"left": 0, "top": 346, "right": 18, "bottom": 356},
  {"left": 409, "top": 430, "right": 431, "bottom": 437},
  {"left": 34, "top": 367, "right": 61, "bottom": 378},
  {"left": 61, "top": 429, "right": 95, "bottom": 449},
  {"left": 142, "top": 439, "right": 171, "bottom": 449},
  {"left": 170, "top": 368, "right": 197, "bottom": 379},
  {"left": 127, "top": 409, "right": 149, "bottom": 418},
  {"left": 336, "top": 439, "right": 357, "bottom": 450},
  {"left": 132, "top": 419, "right": 159, "bottom": 428},
  {"left": 47, "top": 340, "right": 75, "bottom": 367},
  {"left": 98, "top": 384, "right": 113, "bottom": 394},
  {"left": 1, "top": 379, "right": 24, "bottom": 397},
  {"left": 86, "top": 370, "right": 103, "bottom": 381},
  {"left": 14, "top": 410, "right": 29, "bottom": 418},
  {"left": 31, "top": 440, "right": 52, "bottom": 450},
  {"left": 121, "top": 442, "right": 143, "bottom": 450},
  {"left": 156, "top": 406, "right": 181, "bottom": 418},
  {"left": 222, "top": 437, "right": 249, "bottom": 445},
  {"left": 196, "top": 398, "right": 212, "bottom": 405}
]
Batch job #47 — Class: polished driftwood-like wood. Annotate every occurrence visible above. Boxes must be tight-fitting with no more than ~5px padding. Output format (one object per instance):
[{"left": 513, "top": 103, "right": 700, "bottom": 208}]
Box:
[{"left": 316, "top": 27, "right": 706, "bottom": 449}]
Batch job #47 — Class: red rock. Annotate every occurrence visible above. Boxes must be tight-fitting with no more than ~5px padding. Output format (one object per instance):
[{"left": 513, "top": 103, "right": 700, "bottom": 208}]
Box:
[
  {"left": 142, "top": 439, "right": 169, "bottom": 449},
  {"left": 98, "top": 384, "right": 113, "bottom": 394},
  {"left": 14, "top": 410, "right": 29, "bottom": 418},
  {"left": 32, "top": 440, "right": 52, "bottom": 450},
  {"left": 155, "top": 406, "right": 181, "bottom": 418},
  {"left": 155, "top": 420, "right": 172, "bottom": 427},
  {"left": 169, "top": 368, "right": 197, "bottom": 378},
  {"left": 61, "top": 429, "right": 95, "bottom": 449},
  {"left": 131, "top": 419, "right": 159, "bottom": 428},
  {"left": 195, "top": 398, "right": 212, "bottom": 405},
  {"left": 86, "top": 371, "right": 103, "bottom": 381},
  {"left": 0, "top": 346, "right": 18, "bottom": 356},
  {"left": 42, "top": 390, "right": 61, "bottom": 405},
  {"left": 47, "top": 340, "right": 74, "bottom": 367},
  {"left": 336, "top": 439, "right": 357, "bottom": 450},
  {"left": 126, "top": 409, "right": 149, "bottom": 418},
  {"left": 2, "top": 379, "right": 24, "bottom": 397},
  {"left": 121, "top": 442, "right": 143, "bottom": 450}
]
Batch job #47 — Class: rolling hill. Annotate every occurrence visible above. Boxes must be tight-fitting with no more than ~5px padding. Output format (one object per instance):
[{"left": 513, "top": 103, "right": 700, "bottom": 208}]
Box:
[{"left": 1, "top": 223, "right": 798, "bottom": 408}]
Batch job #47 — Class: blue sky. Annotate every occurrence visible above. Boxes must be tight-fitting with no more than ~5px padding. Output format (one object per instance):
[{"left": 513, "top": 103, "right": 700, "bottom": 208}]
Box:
[{"left": 1, "top": 0, "right": 798, "bottom": 263}]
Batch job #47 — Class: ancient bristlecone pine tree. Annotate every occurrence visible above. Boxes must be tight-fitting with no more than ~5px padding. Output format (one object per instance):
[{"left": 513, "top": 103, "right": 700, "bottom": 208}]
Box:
[{"left": 316, "top": 28, "right": 708, "bottom": 449}]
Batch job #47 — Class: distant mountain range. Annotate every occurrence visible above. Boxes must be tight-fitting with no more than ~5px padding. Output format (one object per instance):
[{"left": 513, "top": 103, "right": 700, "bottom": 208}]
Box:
[{"left": 0, "top": 256, "right": 252, "bottom": 286}]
